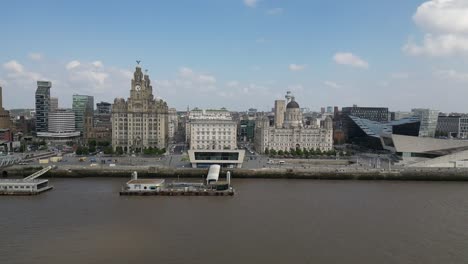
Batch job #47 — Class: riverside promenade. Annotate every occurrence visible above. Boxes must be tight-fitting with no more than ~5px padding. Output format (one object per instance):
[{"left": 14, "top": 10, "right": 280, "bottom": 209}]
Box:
[{"left": 4, "top": 165, "right": 468, "bottom": 181}]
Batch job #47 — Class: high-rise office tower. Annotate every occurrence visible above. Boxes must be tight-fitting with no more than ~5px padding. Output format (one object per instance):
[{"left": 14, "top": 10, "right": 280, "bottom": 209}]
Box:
[
  {"left": 72, "top": 94, "right": 94, "bottom": 133},
  {"left": 35, "top": 81, "right": 52, "bottom": 133}
]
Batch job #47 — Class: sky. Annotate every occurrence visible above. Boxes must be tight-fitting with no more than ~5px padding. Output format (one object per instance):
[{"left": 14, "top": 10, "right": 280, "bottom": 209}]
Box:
[{"left": 1, "top": 0, "right": 468, "bottom": 112}]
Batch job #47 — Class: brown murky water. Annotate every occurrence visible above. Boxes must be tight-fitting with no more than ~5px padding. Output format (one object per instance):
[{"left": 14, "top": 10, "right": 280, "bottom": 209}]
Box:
[{"left": 1, "top": 178, "right": 467, "bottom": 264}]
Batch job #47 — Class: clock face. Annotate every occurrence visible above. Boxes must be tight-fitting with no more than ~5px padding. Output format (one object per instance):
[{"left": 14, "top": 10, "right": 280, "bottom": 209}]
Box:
[{"left": 135, "top": 85, "right": 141, "bottom": 91}]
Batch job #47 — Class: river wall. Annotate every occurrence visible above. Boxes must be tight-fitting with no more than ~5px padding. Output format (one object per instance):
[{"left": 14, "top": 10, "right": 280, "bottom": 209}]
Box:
[{"left": 4, "top": 165, "right": 468, "bottom": 181}]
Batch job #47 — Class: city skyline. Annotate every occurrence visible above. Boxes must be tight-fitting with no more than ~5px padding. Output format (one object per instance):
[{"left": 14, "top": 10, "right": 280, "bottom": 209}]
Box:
[{"left": 1, "top": 0, "right": 468, "bottom": 112}]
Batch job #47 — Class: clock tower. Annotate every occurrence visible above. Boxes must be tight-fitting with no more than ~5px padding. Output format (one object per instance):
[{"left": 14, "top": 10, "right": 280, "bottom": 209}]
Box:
[{"left": 112, "top": 62, "right": 169, "bottom": 154}]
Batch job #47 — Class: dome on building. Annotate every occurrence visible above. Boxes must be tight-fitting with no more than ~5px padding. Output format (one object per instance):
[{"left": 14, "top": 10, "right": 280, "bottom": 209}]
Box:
[{"left": 286, "top": 100, "right": 300, "bottom": 109}]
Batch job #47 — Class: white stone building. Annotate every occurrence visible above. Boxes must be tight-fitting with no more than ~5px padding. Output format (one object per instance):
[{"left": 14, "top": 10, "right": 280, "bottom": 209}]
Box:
[
  {"left": 112, "top": 64, "right": 169, "bottom": 153},
  {"left": 255, "top": 95, "right": 333, "bottom": 153},
  {"left": 168, "top": 108, "right": 178, "bottom": 141}
]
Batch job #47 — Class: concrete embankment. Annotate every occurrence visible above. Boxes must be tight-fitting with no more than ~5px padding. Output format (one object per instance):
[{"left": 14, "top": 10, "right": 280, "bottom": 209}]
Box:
[{"left": 3, "top": 165, "right": 468, "bottom": 181}]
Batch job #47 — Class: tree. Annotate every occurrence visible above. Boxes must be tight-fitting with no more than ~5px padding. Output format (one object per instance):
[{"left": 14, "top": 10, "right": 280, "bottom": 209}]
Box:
[
  {"left": 302, "top": 148, "right": 309, "bottom": 157},
  {"left": 316, "top": 148, "right": 322, "bottom": 156},
  {"left": 290, "top": 148, "right": 296, "bottom": 156},
  {"left": 278, "top": 150, "right": 284, "bottom": 156},
  {"left": 264, "top": 148, "right": 270, "bottom": 155},
  {"left": 270, "top": 149, "right": 277, "bottom": 156},
  {"left": 296, "top": 148, "right": 303, "bottom": 156},
  {"left": 89, "top": 145, "right": 96, "bottom": 153},
  {"left": 116, "top": 146, "right": 124, "bottom": 155},
  {"left": 88, "top": 140, "right": 97, "bottom": 147},
  {"left": 103, "top": 146, "right": 113, "bottom": 155}
]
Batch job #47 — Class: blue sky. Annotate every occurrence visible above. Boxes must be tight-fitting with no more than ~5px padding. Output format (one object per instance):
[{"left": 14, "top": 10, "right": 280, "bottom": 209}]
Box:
[{"left": 1, "top": 0, "right": 468, "bottom": 112}]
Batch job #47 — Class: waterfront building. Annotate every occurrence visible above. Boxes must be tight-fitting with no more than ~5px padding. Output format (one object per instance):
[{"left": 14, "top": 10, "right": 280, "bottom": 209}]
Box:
[
  {"left": 0, "top": 87, "right": 11, "bottom": 129},
  {"left": 185, "top": 108, "right": 231, "bottom": 144},
  {"left": 391, "top": 111, "right": 413, "bottom": 121},
  {"left": 255, "top": 93, "right": 334, "bottom": 153},
  {"left": 340, "top": 105, "right": 389, "bottom": 142},
  {"left": 411, "top": 108, "right": 439, "bottom": 137},
  {"left": 112, "top": 64, "right": 169, "bottom": 153},
  {"left": 386, "top": 134, "right": 468, "bottom": 168},
  {"left": 436, "top": 114, "right": 461, "bottom": 138},
  {"left": 37, "top": 108, "right": 80, "bottom": 143},
  {"left": 50, "top": 97, "right": 58, "bottom": 112},
  {"left": 187, "top": 111, "right": 237, "bottom": 150},
  {"left": 185, "top": 108, "right": 245, "bottom": 168},
  {"left": 342, "top": 106, "right": 389, "bottom": 122},
  {"left": 35, "top": 81, "right": 51, "bottom": 133},
  {"left": 72, "top": 94, "right": 94, "bottom": 134}
]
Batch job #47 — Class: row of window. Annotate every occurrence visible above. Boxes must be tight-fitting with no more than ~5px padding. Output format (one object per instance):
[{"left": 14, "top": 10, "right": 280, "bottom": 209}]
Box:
[{"left": 2, "top": 185, "right": 33, "bottom": 190}]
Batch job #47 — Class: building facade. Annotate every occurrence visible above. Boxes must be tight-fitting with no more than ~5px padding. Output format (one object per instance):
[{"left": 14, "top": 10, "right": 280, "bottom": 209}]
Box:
[
  {"left": 50, "top": 97, "right": 58, "bottom": 112},
  {"left": 37, "top": 108, "right": 81, "bottom": 143},
  {"left": 436, "top": 115, "right": 461, "bottom": 137},
  {"left": 189, "top": 119, "right": 237, "bottom": 150},
  {"left": 48, "top": 109, "right": 75, "bottom": 133},
  {"left": 168, "top": 108, "right": 178, "bottom": 141},
  {"left": 35, "top": 81, "right": 51, "bottom": 133},
  {"left": 94, "top": 102, "right": 112, "bottom": 128},
  {"left": 255, "top": 95, "right": 333, "bottom": 153},
  {"left": 411, "top": 108, "right": 439, "bottom": 137},
  {"left": 0, "top": 87, "right": 11, "bottom": 129},
  {"left": 112, "top": 64, "right": 169, "bottom": 153},
  {"left": 72, "top": 94, "right": 94, "bottom": 134}
]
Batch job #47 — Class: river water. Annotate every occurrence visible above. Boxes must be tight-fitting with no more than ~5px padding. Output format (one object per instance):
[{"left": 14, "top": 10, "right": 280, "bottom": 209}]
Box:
[{"left": 0, "top": 178, "right": 467, "bottom": 264}]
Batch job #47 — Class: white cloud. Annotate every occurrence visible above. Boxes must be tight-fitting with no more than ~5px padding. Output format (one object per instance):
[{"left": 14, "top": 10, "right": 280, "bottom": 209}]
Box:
[
  {"left": 3, "top": 60, "right": 42, "bottom": 83},
  {"left": 92, "top": 61, "right": 103, "bottom": 68},
  {"left": 287, "top": 84, "right": 304, "bottom": 92},
  {"left": 244, "top": 0, "right": 259, "bottom": 8},
  {"left": 435, "top": 69, "right": 468, "bottom": 82},
  {"left": 226, "top": 81, "right": 239, "bottom": 87},
  {"left": 333, "top": 52, "right": 369, "bottom": 68},
  {"left": 66, "top": 60, "right": 81, "bottom": 70},
  {"left": 324, "top": 81, "right": 342, "bottom": 89},
  {"left": 266, "top": 8, "right": 283, "bottom": 15},
  {"left": 404, "top": 0, "right": 468, "bottom": 57},
  {"left": 28, "top": 53, "right": 43, "bottom": 61},
  {"left": 413, "top": 0, "right": 468, "bottom": 34},
  {"left": 3, "top": 60, "right": 24, "bottom": 73},
  {"left": 179, "top": 67, "right": 194, "bottom": 78},
  {"left": 403, "top": 34, "right": 468, "bottom": 56},
  {"left": 391, "top": 72, "right": 409, "bottom": 79},
  {"left": 288, "top": 64, "right": 306, "bottom": 71}
]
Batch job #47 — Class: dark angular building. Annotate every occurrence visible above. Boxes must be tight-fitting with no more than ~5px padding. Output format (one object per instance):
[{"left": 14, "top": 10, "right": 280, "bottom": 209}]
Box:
[{"left": 35, "top": 81, "right": 51, "bottom": 133}]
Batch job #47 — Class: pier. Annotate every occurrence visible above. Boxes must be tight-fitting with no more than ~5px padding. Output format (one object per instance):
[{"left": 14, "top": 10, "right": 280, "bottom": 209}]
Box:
[{"left": 0, "top": 166, "right": 54, "bottom": 195}]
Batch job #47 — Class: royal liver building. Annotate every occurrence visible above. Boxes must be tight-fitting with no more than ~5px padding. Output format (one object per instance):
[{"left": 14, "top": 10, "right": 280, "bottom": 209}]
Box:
[{"left": 112, "top": 64, "right": 168, "bottom": 153}]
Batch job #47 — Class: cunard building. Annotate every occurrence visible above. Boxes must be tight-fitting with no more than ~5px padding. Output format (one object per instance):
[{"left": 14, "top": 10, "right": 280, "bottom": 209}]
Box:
[
  {"left": 254, "top": 93, "right": 333, "bottom": 153},
  {"left": 112, "top": 63, "right": 169, "bottom": 153}
]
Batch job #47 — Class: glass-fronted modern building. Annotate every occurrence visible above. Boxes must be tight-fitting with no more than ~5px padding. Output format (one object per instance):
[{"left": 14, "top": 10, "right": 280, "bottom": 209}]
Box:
[
  {"left": 72, "top": 94, "right": 94, "bottom": 133},
  {"left": 35, "top": 81, "right": 52, "bottom": 133},
  {"left": 411, "top": 109, "right": 439, "bottom": 137}
]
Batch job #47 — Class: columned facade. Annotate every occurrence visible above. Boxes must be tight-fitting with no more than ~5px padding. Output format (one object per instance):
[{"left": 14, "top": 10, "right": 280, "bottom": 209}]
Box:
[{"left": 112, "top": 64, "right": 169, "bottom": 153}]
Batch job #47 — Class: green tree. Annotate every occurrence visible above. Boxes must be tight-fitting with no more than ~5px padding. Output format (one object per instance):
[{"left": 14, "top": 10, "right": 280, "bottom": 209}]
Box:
[
  {"left": 89, "top": 145, "right": 96, "bottom": 153},
  {"left": 88, "top": 140, "right": 97, "bottom": 147},
  {"left": 316, "top": 148, "right": 322, "bottom": 156},
  {"left": 270, "top": 149, "right": 277, "bottom": 156},
  {"left": 116, "top": 146, "right": 124, "bottom": 155},
  {"left": 264, "top": 148, "right": 269, "bottom": 155},
  {"left": 103, "top": 146, "right": 114, "bottom": 155},
  {"left": 278, "top": 150, "right": 284, "bottom": 156}
]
